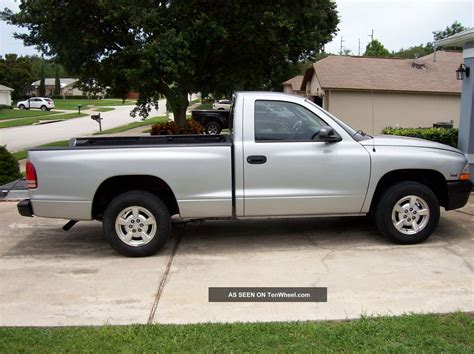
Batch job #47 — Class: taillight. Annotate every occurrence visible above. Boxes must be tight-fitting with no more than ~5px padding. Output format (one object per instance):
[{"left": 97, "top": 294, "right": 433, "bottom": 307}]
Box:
[{"left": 26, "top": 161, "right": 37, "bottom": 189}]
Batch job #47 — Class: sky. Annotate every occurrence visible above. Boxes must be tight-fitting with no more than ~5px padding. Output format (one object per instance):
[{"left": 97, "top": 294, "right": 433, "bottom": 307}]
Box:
[{"left": 0, "top": 0, "right": 473, "bottom": 57}]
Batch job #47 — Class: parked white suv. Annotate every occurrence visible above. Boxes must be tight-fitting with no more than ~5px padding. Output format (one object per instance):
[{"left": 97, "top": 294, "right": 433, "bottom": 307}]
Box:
[
  {"left": 17, "top": 97, "right": 55, "bottom": 111},
  {"left": 212, "top": 99, "right": 231, "bottom": 110}
]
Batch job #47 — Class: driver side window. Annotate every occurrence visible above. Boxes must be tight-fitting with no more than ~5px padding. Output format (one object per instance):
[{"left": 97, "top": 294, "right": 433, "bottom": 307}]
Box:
[{"left": 254, "top": 100, "right": 328, "bottom": 142}]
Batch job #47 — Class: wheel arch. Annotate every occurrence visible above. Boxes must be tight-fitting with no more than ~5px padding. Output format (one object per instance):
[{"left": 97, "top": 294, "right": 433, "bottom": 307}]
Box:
[
  {"left": 369, "top": 169, "right": 448, "bottom": 212},
  {"left": 92, "top": 175, "right": 179, "bottom": 220}
]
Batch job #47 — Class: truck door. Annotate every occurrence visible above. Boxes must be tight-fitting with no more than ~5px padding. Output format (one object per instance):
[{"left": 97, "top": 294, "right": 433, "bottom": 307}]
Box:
[{"left": 242, "top": 98, "right": 371, "bottom": 216}]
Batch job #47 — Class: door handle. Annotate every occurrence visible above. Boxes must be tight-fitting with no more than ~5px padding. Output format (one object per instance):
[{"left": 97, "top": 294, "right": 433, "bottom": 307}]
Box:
[{"left": 247, "top": 155, "right": 267, "bottom": 164}]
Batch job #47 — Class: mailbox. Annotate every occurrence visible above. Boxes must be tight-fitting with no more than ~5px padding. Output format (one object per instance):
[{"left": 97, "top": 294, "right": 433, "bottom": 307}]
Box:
[{"left": 91, "top": 113, "right": 103, "bottom": 132}]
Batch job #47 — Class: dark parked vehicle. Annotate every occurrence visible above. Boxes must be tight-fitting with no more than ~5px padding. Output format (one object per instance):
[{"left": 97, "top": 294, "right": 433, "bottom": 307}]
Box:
[{"left": 191, "top": 109, "right": 231, "bottom": 134}]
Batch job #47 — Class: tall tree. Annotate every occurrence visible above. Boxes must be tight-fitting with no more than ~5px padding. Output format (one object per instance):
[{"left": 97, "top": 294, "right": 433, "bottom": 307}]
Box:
[
  {"left": 364, "top": 39, "right": 390, "bottom": 57},
  {"left": 38, "top": 60, "right": 46, "bottom": 96},
  {"left": 393, "top": 44, "right": 432, "bottom": 59},
  {"left": 433, "top": 21, "right": 466, "bottom": 41},
  {"left": 432, "top": 21, "right": 466, "bottom": 50},
  {"left": 0, "top": 54, "right": 34, "bottom": 99},
  {"left": 54, "top": 64, "right": 61, "bottom": 96},
  {"left": 3, "top": 0, "right": 339, "bottom": 124}
]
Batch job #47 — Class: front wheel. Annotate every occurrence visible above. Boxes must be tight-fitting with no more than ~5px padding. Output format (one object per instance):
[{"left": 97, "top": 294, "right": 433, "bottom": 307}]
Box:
[
  {"left": 103, "top": 190, "right": 171, "bottom": 257},
  {"left": 18, "top": 104, "right": 25, "bottom": 110},
  {"left": 204, "top": 122, "right": 222, "bottom": 135},
  {"left": 375, "top": 181, "right": 439, "bottom": 244}
]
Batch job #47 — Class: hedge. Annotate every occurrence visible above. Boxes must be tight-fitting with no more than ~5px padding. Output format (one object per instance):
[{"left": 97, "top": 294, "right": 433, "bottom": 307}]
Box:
[
  {"left": 150, "top": 121, "right": 204, "bottom": 135},
  {"left": 383, "top": 127, "right": 458, "bottom": 148},
  {"left": 0, "top": 146, "right": 22, "bottom": 186}
]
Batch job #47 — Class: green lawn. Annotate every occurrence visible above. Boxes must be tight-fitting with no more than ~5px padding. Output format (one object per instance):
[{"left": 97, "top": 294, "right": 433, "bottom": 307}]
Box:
[
  {"left": 12, "top": 140, "right": 70, "bottom": 161},
  {"left": 95, "top": 115, "right": 167, "bottom": 135},
  {"left": 53, "top": 98, "right": 135, "bottom": 110},
  {"left": 0, "top": 109, "right": 59, "bottom": 120},
  {"left": 194, "top": 102, "right": 213, "bottom": 110},
  {"left": 92, "top": 107, "right": 115, "bottom": 112},
  {"left": 0, "top": 112, "right": 88, "bottom": 129},
  {"left": 0, "top": 313, "right": 472, "bottom": 352}
]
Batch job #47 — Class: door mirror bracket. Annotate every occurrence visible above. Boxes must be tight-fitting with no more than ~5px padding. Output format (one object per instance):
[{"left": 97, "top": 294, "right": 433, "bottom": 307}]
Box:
[{"left": 315, "top": 126, "right": 342, "bottom": 142}]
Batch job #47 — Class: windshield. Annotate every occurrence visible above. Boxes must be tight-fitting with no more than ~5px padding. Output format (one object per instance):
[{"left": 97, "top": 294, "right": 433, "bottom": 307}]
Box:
[{"left": 305, "top": 99, "right": 372, "bottom": 141}]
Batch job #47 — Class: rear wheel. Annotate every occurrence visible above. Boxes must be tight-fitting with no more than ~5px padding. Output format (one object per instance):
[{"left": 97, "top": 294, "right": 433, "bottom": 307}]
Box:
[
  {"left": 40, "top": 105, "right": 48, "bottom": 111},
  {"left": 204, "top": 121, "right": 222, "bottom": 135},
  {"left": 375, "top": 181, "right": 439, "bottom": 244},
  {"left": 103, "top": 190, "right": 171, "bottom": 257}
]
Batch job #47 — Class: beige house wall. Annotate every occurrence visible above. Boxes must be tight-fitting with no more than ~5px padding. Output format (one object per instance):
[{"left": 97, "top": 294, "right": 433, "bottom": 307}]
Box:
[
  {"left": 283, "top": 85, "right": 293, "bottom": 94},
  {"left": 325, "top": 90, "right": 461, "bottom": 133},
  {"left": 283, "top": 85, "right": 305, "bottom": 97}
]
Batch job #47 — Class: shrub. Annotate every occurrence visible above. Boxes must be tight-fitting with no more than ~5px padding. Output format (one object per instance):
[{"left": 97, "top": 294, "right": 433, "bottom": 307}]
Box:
[
  {"left": 382, "top": 127, "right": 458, "bottom": 147},
  {"left": 0, "top": 104, "right": 13, "bottom": 111},
  {"left": 150, "top": 120, "right": 204, "bottom": 135},
  {"left": 0, "top": 146, "right": 22, "bottom": 186}
]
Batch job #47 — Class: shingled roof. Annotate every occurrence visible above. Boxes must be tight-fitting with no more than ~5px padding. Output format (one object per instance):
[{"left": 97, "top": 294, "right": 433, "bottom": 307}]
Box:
[
  {"left": 302, "top": 51, "right": 462, "bottom": 94},
  {"left": 282, "top": 75, "right": 304, "bottom": 92}
]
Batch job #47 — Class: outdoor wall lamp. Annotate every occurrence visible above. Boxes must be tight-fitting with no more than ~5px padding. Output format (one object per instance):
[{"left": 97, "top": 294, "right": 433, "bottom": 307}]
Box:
[{"left": 455, "top": 63, "right": 470, "bottom": 80}]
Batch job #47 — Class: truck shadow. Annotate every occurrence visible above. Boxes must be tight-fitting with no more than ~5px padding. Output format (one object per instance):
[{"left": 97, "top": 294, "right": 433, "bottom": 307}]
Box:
[{"left": 4, "top": 215, "right": 469, "bottom": 258}]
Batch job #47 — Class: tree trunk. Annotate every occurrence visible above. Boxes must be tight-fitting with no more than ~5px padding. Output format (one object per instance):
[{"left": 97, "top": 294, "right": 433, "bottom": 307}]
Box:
[{"left": 168, "top": 93, "right": 189, "bottom": 125}]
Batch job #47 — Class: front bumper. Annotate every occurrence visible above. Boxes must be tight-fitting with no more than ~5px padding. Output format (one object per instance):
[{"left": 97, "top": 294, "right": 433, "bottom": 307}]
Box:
[
  {"left": 17, "top": 199, "right": 34, "bottom": 217},
  {"left": 445, "top": 180, "right": 472, "bottom": 210}
]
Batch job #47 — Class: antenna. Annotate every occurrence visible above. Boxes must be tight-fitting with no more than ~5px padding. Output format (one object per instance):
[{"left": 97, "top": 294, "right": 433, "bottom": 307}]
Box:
[
  {"left": 358, "top": 38, "right": 361, "bottom": 56},
  {"left": 371, "top": 57, "right": 376, "bottom": 152},
  {"left": 369, "top": 29, "right": 374, "bottom": 42},
  {"left": 339, "top": 36, "right": 344, "bottom": 55}
]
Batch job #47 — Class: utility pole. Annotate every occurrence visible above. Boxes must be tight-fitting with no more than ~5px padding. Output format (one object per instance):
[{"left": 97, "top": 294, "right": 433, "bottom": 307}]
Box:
[
  {"left": 339, "top": 36, "right": 344, "bottom": 55},
  {"left": 369, "top": 29, "right": 374, "bottom": 42},
  {"left": 358, "top": 38, "right": 361, "bottom": 56}
]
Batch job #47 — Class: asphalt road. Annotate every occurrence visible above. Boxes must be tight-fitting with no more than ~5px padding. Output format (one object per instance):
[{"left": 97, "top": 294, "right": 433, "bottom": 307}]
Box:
[
  {"left": 0, "top": 196, "right": 472, "bottom": 326},
  {"left": 0, "top": 99, "right": 167, "bottom": 152}
]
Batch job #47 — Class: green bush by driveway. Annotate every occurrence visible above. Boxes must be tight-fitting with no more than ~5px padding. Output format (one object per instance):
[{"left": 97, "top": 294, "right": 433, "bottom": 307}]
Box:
[
  {"left": 0, "top": 146, "right": 22, "bottom": 185},
  {"left": 383, "top": 127, "right": 458, "bottom": 147},
  {"left": 0, "top": 313, "right": 472, "bottom": 352}
]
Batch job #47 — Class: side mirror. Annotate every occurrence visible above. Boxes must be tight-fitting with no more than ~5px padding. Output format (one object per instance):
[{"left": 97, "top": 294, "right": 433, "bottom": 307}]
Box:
[{"left": 317, "top": 126, "right": 342, "bottom": 142}]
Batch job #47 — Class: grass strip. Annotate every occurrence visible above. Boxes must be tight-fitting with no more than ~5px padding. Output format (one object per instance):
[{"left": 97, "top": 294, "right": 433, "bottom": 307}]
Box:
[
  {"left": 53, "top": 99, "right": 135, "bottom": 110},
  {"left": 12, "top": 140, "right": 70, "bottom": 161},
  {"left": 0, "top": 113, "right": 88, "bottom": 129},
  {"left": 0, "top": 109, "right": 59, "bottom": 120},
  {"left": 0, "top": 313, "right": 472, "bottom": 352},
  {"left": 94, "top": 115, "right": 167, "bottom": 135},
  {"left": 92, "top": 107, "right": 115, "bottom": 112}
]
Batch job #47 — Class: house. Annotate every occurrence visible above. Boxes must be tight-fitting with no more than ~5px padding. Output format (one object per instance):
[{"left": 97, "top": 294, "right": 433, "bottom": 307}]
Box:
[
  {"left": 30, "top": 78, "right": 84, "bottom": 97},
  {"left": 0, "top": 84, "right": 14, "bottom": 106},
  {"left": 282, "top": 75, "right": 305, "bottom": 97},
  {"left": 298, "top": 51, "right": 462, "bottom": 133}
]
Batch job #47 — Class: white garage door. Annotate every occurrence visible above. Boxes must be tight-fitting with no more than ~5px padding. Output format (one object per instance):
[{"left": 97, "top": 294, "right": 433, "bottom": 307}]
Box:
[{"left": 0, "top": 92, "right": 10, "bottom": 105}]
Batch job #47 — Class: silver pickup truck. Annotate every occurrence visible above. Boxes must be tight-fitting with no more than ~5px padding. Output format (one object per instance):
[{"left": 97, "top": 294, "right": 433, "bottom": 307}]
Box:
[{"left": 18, "top": 92, "right": 471, "bottom": 257}]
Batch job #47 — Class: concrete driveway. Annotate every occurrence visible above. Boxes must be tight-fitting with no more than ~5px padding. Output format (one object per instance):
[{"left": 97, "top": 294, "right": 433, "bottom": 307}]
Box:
[{"left": 0, "top": 197, "right": 472, "bottom": 326}]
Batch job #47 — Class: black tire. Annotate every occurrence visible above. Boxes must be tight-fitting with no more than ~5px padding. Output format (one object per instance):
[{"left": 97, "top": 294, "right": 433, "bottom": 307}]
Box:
[
  {"left": 103, "top": 190, "right": 171, "bottom": 257},
  {"left": 18, "top": 104, "right": 25, "bottom": 110},
  {"left": 40, "top": 105, "right": 47, "bottom": 111},
  {"left": 375, "top": 181, "right": 439, "bottom": 244},
  {"left": 204, "top": 121, "right": 222, "bottom": 135}
]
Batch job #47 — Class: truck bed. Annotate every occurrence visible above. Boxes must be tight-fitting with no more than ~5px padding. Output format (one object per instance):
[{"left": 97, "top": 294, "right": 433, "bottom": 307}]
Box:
[{"left": 70, "top": 134, "right": 230, "bottom": 147}]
